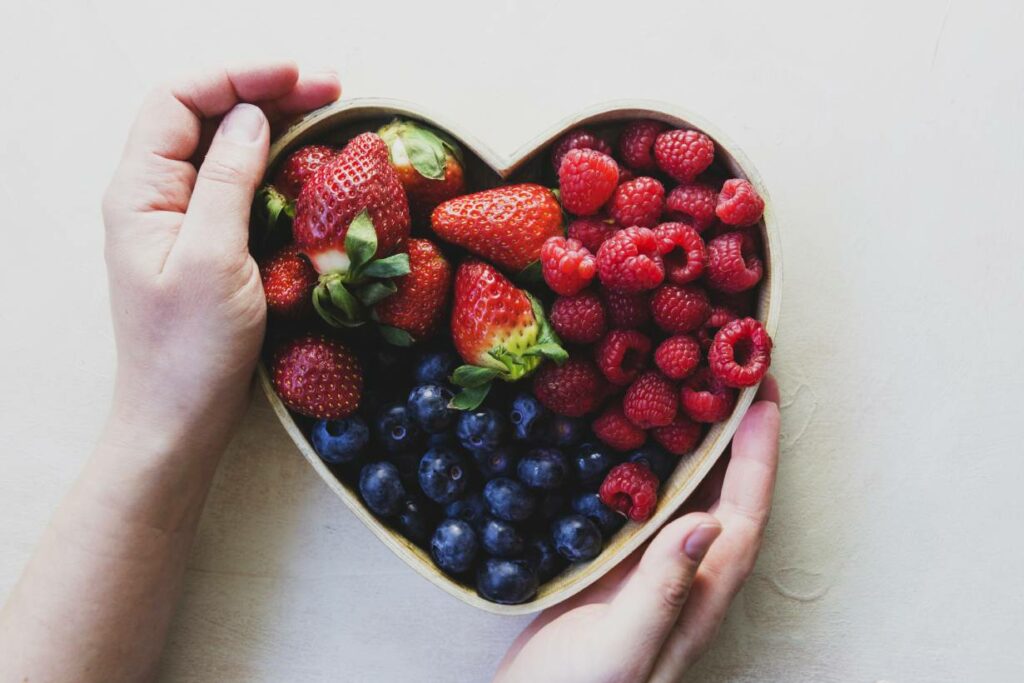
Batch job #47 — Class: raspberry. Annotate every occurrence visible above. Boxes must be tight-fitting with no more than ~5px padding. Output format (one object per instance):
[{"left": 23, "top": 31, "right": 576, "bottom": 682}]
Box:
[
  {"left": 602, "top": 290, "right": 651, "bottom": 329},
  {"left": 532, "top": 358, "right": 607, "bottom": 417},
  {"left": 551, "top": 129, "right": 613, "bottom": 172},
  {"left": 558, "top": 149, "right": 620, "bottom": 216},
  {"left": 665, "top": 182, "right": 717, "bottom": 232},
  {"left": 706, "top": 231, "right": 764, "bottom": 293},
  {"left": 650, "top": 283, "right": 711, "bottom": 334},
  {"left": 608, "top": 176, "right": 665, "bottom": 229},
  {"left": 599, "top": 462, "right": 659, "bottom": 521},
  {"left": 655, "top": 222, "right": 706, "bottom": 284},
  {"left": 595, "top": 329, "right": 652, "bottom": 385},
  {"left": 697, "top": 305, "right": 740, "bottom": 351},
  {"left": 708, "top": 317, "right": 773, "bottom": 388},
  {"left": 596, "top": 227, "right": 665, "bottom": 293},
  {"left": 710, "top": 289, "right": 757, "bottom": 316},
  {"left": 259, "top": 244, "right": 318, "bottom": 319},
  {"left": 654, "top": 129, "right": 715, "bottom": 183},
  {"left": 623, "top": 372, "right": 678, "bottom": 429},
  {"left": 540, "top": 236, "right": 597, "bottom": 296},
  {"left": 549, "top": 290, "right": 607, "bottom": 344},
  {"left": 592, "top": 403, "right": 647, "bottom": 452},
  {"left": 716, "top": 179, "right": 765, "bottom": 227},
  {"left": 568, "top": 216, "right": 618, "bottom": 253},
  {"left": 616, "top": 166, "right": 635, "bottom": 183},
  {"left": 652, "top": 415, "right": 703, "bottom": 455},
  {"left": 680, "top": 368, "right": 737, "bottom": 423},
  {"left": 654, "top": 334, "right": 701, "bottom": 380},
  {"left": 618, "top": 120, "right": 668, "bottom": 171}
]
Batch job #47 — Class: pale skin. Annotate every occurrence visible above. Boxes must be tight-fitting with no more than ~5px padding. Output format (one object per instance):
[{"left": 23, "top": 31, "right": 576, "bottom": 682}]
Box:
[{"left": 0, "top": 61, "right": 781, "bottom": 683}]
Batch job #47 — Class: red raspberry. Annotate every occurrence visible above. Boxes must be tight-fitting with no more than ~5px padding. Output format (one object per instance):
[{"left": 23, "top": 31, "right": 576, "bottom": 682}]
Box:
[
  {"left": 708, "top": 317, "right": 773, "bottom": 387},
  {"left": 654, "top": 335, "right": 701, "bottom": 380},
  {"left": 654, "top": 129, "right": 715, "bottom": 183},
  {"left": 549, "top": 291, "right": 607, "bottom": 344},
  {"left": 697, "top": 305, "right": 740, "bottom": 351},
  {"left": 716, "top": 179, "right": 765, "bottom": 227},
  {"left": 711, "top": 289, "right": 757, "bottom": 316},
  {"left": 706, "top": 231, "right": 763, "bottom": 293},
  {"left": 665, "top": 182, "right": 717, "bottom": 232},
  {"left": 608, "top": 177, "right": 665, "bottom": 229},
  {"left": 595, "top": 329, "right": 652, "bottom": 385},
  {"left": 568, "top": 216, "right": 618, "bottom": 253},
  {"left": 623, "top": 371, "right": 678, "bottom": 429},
  {"left": 655, "top": 222, "right": 706, "bottom": 284},
  {"left": 652, "top": 415, "right": 703, "bottom": 455},
  {"left": 532, "top": 357, "right": 607, "bottom": 417},
  {"left": 680, "top": 368, "right": 737, "bottom": 423},
  {"left": 592, "top": 403, "right": 647, "bottom": 452},
  {"left": 616, "top": 166, "right": 635, "bottom": 183},
  {"left": 551, "top": 129, "right": 613, "bottom": 172},
  {"left": 558, "top": 149, "right": 619, "bottom": 216},
  {"left": 259, "top": 244, "right": 318, "bottom": 319},
  {"left": 602, "top": 290, "right": 651, "bottom": 329},
  {"left": 618, "top": 120, "right": 668, "bottom": 171},
  {"left": 650, "top": 283, "right": 711, "bottom": 334},
  {"left": 599, "top": 462, "right": 659, "bottom": 521},
  {"left": 540, "top": 236, "right": 597, "bottom": 296},
  {"left": 596, "top": 227, "right": 665, "bottom": 293}
]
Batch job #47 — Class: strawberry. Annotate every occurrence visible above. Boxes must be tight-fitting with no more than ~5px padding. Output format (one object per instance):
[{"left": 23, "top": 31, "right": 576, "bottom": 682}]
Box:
[
  {"left": 378, "top": 119, "right": 466, "bottom": 224},
  {"left": 259, "top": 244, "right": 318, "bottom": 319},
  {"left": 372, "top": 238, "right": 452, "bottom": 344},
  {"left": 255, "top": 145, "right": 338, "bottom": 251},
  {"left": 449, "top": 261, "right": 567, "bottom": 409},
  {"left": 271, "top": 334, "right": 363, "bottom": 419},
  {"left": 430, "top": 184, "right": 563, "bottom": 274}
]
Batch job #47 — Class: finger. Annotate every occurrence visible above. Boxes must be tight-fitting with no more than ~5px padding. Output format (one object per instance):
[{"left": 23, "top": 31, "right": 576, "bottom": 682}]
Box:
[{"left": 261, "top": 71, "right": 342, "bottom": 123}]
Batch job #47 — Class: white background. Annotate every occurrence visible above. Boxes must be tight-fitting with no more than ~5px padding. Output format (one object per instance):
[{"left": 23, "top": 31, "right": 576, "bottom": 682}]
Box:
[{"left": 2, "top": 1, "right": 1023, "bottom": 681}]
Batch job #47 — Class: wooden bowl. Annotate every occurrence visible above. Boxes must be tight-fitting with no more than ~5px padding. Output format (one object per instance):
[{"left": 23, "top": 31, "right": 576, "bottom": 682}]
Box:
[{"left": 256, "top": 99, "right": 782, "bottom": 615}]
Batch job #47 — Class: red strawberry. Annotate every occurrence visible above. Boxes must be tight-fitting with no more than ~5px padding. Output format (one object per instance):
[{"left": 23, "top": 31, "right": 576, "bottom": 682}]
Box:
[
  {"left": 271, "top": 335, "right": 363, "bottom": 419},
  {"left": 259, "top": 244, "right": 318, "bottom": 319},
  {"left": 378, "top": 119, "right": 466, "bottom": 223},
  {"left": 431, "top": 184, "right": 563, "bottom": 274},
  {"left": 274, "top": 145, "right": 339, "bottom": 201},
  {"left": 373, "top": 238, "right": 452, "bottom": 344}
]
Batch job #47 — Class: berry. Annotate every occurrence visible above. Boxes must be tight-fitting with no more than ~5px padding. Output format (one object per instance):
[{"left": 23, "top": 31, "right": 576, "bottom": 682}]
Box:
[
  {"left": 627, "top": 446, "right": 676, "bottom": 481},
  {"left": 651, "top": 415, "right": 703, "bottom": 455},
  {"left": 532, "top": 358, "right": 607, "bottom": 417},
  {"left": 526, "top": 536, "right": 566, "bottom": 582},
  {"left": 373, "top": 238, "right": 452, "bottom": 341},
  {"left": 654, "top": 334, "right": 702, "bottom": 380},
  {"left": 396, "top": 496, "right": 437, "bottom": 548},
  {"left": 517, "top": 448, "right": 570, "bottom": 490},
  {"left": 480, "top": 516, "right": 527, "bottom": 558},
  {"left": 456, "top": 408, "right": 505, "bottom": 453},
  {"left": 706, "top": 231, "right": 764, "bottom": 293},
  {"left": 708, "top": 317, "right": 773, "bottom": 387},
  {"left": 540, "top": 236, "right": 597, "bottom": 296},
  {"left": 378, "top": 118, "right": 466, "bottom": 222},
  {"left": 484, "top": 477, "right": 536, "bottom": 522},
  {"left": 655, "top": 222, "right": 706, "bottom": 284},
  {"left": 551, "top": 515, "right": 603, "bottom": 562},
  {"left": 665, "top": 182, "right": 718, "bottom": 232},
  {"left": 650, "top": 283, "right": 711, "bottom": 333},
  {"left": 572, "top": 442, "right": 618, "bottom": 486},
  {"left": 599, "top": 462, "right": 660, "bottom": 522},
  {"left": 375, "top": 403, "right": 422, "bottom": 454},
  {"left": 654, "top": 129, "right": 715, "bottom": 183},
  {"left": 311, "top": 416, "right": 369, "bottom": 464},
  {"left": 406, "top": 383, "right": 454, "bottom": 433},
  {"left": 431, "top": 519, "right": 479, "bottom": 574},
  {"left": 272, "top": 144, "right": 338, "bottom": 201},
  {"left": 477, "top": 558, "right": 538, "bottom": 605},
  {"left": 618, "top": 120, "right": 668, "bottom": 171},
  {"left": 510, "top": 393, "right": 548, "bottom": 442},
  {"left": 551, "top": 129, "right": 613, "bottom": 172},
  {"left": 568, "top": 216, "right": 617, "bottom": 253},
  {"left": 680, "top": 368, "right": 738, "bottom": 423},
  {"left": 549, "top": 291, "right": 607, "bottom": 344},
  {"left": 533, "top": 492, "right": 569, "bottom": 525},
  {"left": 697, "top": 305, "right": 740, "bottom": 351},
  {"left": 572, "top": 492, "right": 626, "bottom": 536},
  {"left": 545, "top": 416, "right": 585, "bottom": 447},
  {"left": 623, "top": 371, "right": 678, "bottom": 429},
  {"left": 558, "top": 149, "right": 620, "bottom": 216},
  {"left": 595, "top": 329, "right": 652, "bottom": 385},
  {"left": 418, "top": 447, "right": 469, "bottom": 504},
  {"left": 602, "top": 290, "right": 651, "bottom": 329},
  {"left": 716, "top": 178, "right": 765, "bottom": 226},
  {"left": 414, "top": 350, "right": 458, "bottom": 386},
  {"left": 271, "top": 335, "right": 363, "bottom": 420},
  {"left": 445, "top": 492, "right": 488, "bottom": 527},
  {"left": 592, "top": 403, "right": 647, "bottom": 451},
  {"left": 359, "top": 461, "right": 406, "bottom": 517},
  {"left": 259, "top": 245, "right": 318, "bottom": 319},
  {"left": 473, "top": 446, "right": 519, "bottom": 480},
  {"left": 596, "top": 227, "right": 665, "bottom": 293},
  {"left": 608, "top": 177, "right": 665, "bottom": 229}
]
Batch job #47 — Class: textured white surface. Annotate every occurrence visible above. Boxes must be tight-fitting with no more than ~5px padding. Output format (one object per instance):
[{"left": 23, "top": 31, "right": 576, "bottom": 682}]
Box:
[{"left": 1, "top": 1, "right": 1023, "bottom": 681}]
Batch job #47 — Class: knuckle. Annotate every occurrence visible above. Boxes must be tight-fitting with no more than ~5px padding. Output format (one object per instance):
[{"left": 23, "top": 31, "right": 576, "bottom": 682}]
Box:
[
  {"left": 659, "top": 572, "right": 695, "bottom": 610},
  {"left": 197, "top": 156, "right": 248, "bottom": 188}
]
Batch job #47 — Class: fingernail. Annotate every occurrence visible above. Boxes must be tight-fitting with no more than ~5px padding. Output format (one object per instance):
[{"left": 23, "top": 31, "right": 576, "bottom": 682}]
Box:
[
  {"left": 683, "top": 523, "right": 721, "bottom": 561},
  {"left": 221, "top": 103, "right": 265, "bottom": 143}
]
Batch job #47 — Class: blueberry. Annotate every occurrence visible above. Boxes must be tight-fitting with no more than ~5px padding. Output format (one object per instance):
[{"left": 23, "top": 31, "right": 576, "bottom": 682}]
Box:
[
  {"left": 509, "top": 393, "right": 547, "bottom": 442},
  {"left": 407, "top": 384, "right": 454, "bottom": 433},
  {"left": 376, "top": 404, "right": 421, "bottom": 455},
  {"left": 389, "top": 450, "right": 421, "bottom": 489},
  {"left": 418, "top": 448, "right": 469, "bottom": 504},
  {"left": 628, "top": 445, "right": 675, "bottom": 482},
  {"left": 358, "top": 462, "right": 406, "bottom": 517},
  {"left": 311, "top": 416, "right": 369, "bottom": 464},
  {"left": 456, "top": 408, "right": 505, "bottom": 453},
  {"left": 571, "top": 492, "right": 626, "bottom": 536},
  {"left": 476, "top": 558, "right": 538, "bottom": 605},
  {"left": 573, "top": 442, "right": 618, "bottom": 486},
  {"left": 532, "top": 492, "right": 569, "bottom": 527},
  {"left": 430, "top": 519, "right": 479, "bottom": 574},
  {"left": 526, "top": 535, "right": 566, "bottom": 582},
  {"left": 546, "top": 415, "right": 585, "bottom": 447},
  {"left": 395, "top": 496, "right": 437, "bottom": 548},
  {"left": 483, "top": 477, "right": 536, "bottom": 522},
  {"left": 473, "top": 446, "right": 519, "bottom": 480},
  {"left": 414, "top": 350, "right": 458, "bottom": 386},
  {"left": 445, "top": 492, "right": 488, "bottom": 528},
  {"left": 551, "top": 514, "right": 603, "bottom": 562},
  {"left": 517, "top": 448, "right": 570, "bottom": 490},
  {"left": 480, "top": 516, "right": 527, "bottom": 558},
  {"left": 427, "top": 432, "right": 456, "bottom": 448}
]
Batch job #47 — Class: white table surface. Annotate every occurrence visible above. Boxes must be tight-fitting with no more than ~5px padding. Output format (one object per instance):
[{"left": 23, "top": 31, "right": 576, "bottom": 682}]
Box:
[{"left": 2, "top": 1, "right": 1023, "bottom": 681}]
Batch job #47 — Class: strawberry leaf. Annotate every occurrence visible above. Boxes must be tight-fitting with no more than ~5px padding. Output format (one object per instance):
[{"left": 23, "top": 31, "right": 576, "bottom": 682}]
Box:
[
  {"left": 344, "top": 209, "right": 378, "bottom": 274},
  {"left": 400, "top": 127, "right": 447, "bottom": 180},
  {"left": 526, "top": 293, "right": 568, "bottom": 365},
  {"left": 361, "top": 253, "right": 411, "bottom": 279},
  {"left": 379, "top": 325, "right": 414, "bottom": 347},
  {"left": 313, "top": 276, "right": 366, "bottom": 327},
  {"left": 253, "top": 184, "right": 294, "bottom": 252},
  {"left": 355, "top": 280, "right": 397, "bottom": 306},
  {"left": 451, "top": 365, "right": 501, "bottom": 388},
  {"left": 514, "top": 260, "right": 543, "bottom": 287},
  {"left": 449, "top": 384, "right": 491, "bottom": 411}
]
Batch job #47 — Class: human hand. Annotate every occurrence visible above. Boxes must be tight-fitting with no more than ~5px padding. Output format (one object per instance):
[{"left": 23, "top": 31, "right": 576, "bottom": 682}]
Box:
[{"left": 493, "top": 376, "right": 781, "bottom": 683}]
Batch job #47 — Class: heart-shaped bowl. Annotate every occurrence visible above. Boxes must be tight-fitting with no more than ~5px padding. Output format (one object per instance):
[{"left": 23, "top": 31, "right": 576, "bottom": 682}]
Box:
[{"left": 256, "top": 98, "right": 782, "bottom": 615}]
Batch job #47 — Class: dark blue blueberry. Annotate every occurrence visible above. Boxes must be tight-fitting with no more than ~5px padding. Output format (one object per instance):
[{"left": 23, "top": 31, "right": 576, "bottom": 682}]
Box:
[
  {"left": 628, "top": 445, "right": 675, "bottom": 482},
  {"left": 430, "top": 518, "right": 479, "bottom": 574},
  {"left": 509, "top": 393, "right": 547, "bottom": 442},
  {"left": 375, "top": 404, "right": 421, "bottom": 455},
  {"left": 571, "top": 492, "right": 626, "bottom": 536},
  {"left": 427, "top": 431, "right": 456, "bottom": 448},
  {"left": 483, "top": 477, "right": 536, "bottom": 522},
  {"left": 358, "top": 461, "right": 406, "bottom": 517},
  {"left": 418, "top": 448, "right": 469, "bottom": 504},
  {"left": 407, "top": 384, "right": 455, "bottom": 433},
  {"left": 473, "top": 446, "right": 519, "bottom": 480},
  {"left": 456, "top": 408, "right": 505, "bottom": 454},
  {"left": 476, "top": 558, "right": 538, "bottom": 605},
  {"left": 414, "top": 350, "right": 458, "bottom": 386},
  {"left": 480, "top": 516, "right": 527, "bottom": 558},
  {"left": 573, "top": 442, "right": 618, "bottom": 486},
  {"left": 311, "top": 416, "right": 369, "bottom": 464},
  {"left": 551, "top": 514, "right": 603, "bottom": 562},
  {"left": 517, "top": 448, "right": 570, "bottom": 490},
  {"left": 445, "top": 492, "right": 488, "bottom": 528},
  {"left": 545, "top": 415, "right": 586, "bottom": 447},
  {"left": 395, "top": 496, "right": 437, "bottom": 548},
  {"left": 526, "top": 535, "right": 566, "bottom": 583}
]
